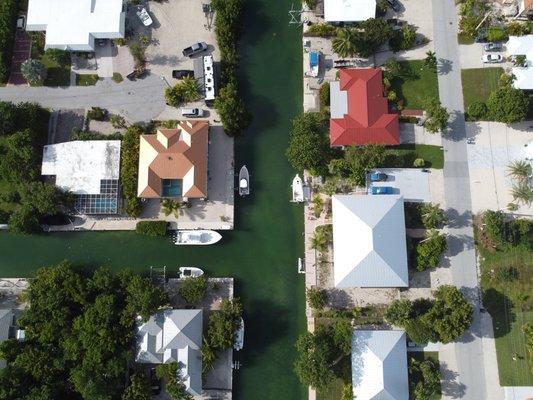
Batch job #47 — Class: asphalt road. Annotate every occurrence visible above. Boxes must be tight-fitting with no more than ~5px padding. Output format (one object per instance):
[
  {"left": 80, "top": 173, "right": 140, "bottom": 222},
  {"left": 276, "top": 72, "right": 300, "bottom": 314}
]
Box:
[
  {"left": 0, "top": 75, "right": 167, "bottom": 122},
  {"left": 432, "top": 1, "right": 504, "bottom": 399}
]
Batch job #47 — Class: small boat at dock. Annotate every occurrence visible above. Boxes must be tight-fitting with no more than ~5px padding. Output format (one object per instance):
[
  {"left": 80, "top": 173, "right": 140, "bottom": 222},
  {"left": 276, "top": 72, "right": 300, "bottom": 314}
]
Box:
[
  {"left": 173, "top": 230, "right": 222, "bottom": 245},
  {"left": 292, "top": 174, "right": 304, "bottom": 202},
  {"left": 178, "top": 267, "right": 205, "bottom": 278},
  {"left": 234, "top": 317, "right": 244, "bottom": 351},
  {"left": 239, "top": 165, "right": 250, "bottom": 197}
]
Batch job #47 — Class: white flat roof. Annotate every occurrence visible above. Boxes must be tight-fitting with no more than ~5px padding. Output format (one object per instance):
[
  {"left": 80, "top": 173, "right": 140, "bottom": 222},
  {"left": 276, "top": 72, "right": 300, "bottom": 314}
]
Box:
[
  {"left": 324, "top": 0, "right": 376, "bottom": 22},
  {"left": 332, "top": 194, "right": 408, "bottom": 287},
  {"left": 352, "top": 330, "right": 409, "bottom": 400},
  {"left": 26, "top": 0, "right": 125, "bottom": 51},
  {"left": 507, "top": 36, "right": 533, "bottom": 89},
  {"left": 41, "top": 140, "right": 121, "bottom": 194}
]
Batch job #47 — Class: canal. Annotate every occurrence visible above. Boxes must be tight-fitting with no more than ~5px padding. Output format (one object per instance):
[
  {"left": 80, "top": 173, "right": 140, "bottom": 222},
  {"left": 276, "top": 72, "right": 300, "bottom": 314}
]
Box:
[{"left": 0, "top": 0, "right": 306, "bottom": 399}]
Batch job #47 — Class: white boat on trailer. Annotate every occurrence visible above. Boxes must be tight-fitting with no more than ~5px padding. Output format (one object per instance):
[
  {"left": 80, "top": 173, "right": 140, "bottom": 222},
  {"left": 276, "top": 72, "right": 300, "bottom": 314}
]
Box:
[
  {"left": 178, "top": 267, "right": 205, "bottom": 278},
  {"left": 239, "top": 165, "right": 250, "bottom": 197},
  {"left": 173, "top": 230, "right": 222, "bottom": 245},
  {"left": 291, "top": 174, "right": 304, "bottom": 202}
]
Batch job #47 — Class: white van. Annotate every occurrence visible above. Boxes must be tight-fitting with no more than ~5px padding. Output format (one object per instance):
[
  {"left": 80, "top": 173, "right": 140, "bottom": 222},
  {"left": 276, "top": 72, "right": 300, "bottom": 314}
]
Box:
[{"left": 180, "top": 108, "right": 204, "bottom": 118}]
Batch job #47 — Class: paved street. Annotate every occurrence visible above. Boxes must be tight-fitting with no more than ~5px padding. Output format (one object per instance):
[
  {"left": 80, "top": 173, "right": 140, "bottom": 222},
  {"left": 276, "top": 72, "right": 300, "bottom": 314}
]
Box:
[
  {"left": 0, "top": 75, "right": 166, "bottom": 122},
  {"left": 431, "top": 1, "right": 504, "bottom": 399}
]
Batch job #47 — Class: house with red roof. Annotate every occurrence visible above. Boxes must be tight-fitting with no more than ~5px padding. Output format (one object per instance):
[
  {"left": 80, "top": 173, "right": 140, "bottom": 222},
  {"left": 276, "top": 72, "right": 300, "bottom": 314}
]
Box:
[{"left": 329, "top": 68, "right": 399, "bottom": 147}]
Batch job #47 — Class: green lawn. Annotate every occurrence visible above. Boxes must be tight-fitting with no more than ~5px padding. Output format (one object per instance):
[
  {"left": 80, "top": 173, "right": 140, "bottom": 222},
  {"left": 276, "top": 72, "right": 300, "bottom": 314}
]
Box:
[
  {"left": 461, "top": 68, "right": 503, "bottom": 110},
  {"left": 408, "top": 352, "right": 441, "bottom": 400},
  {"left": 42, "top": 53, "right": 71, "bottom": 87},
  {"left": 76, "top": 74, "right": 99, "bottom": 86},
  {"left": 384, "top": 144, "right": 444, "bottom": 169},
  {"left": 457, "top": 33, "right": 475, "bottom": 45},
  {"left": 479, "top": 242, "right": 533, "bottom": 386},
  {"left": 317, "top": 377, "right": 345, "bottom": 400},
  {"left": 390, "top": 60, "right": 439, "bottom": 110}
]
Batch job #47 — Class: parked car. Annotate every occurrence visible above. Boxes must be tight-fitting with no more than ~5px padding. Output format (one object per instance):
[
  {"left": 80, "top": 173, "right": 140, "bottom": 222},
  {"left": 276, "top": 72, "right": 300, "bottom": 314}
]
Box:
[
  {"left": 369, "top": 171, "right": 388, "bottom": 182},
  {"left": 386, "top": 0, "right": 402, "bottom": 12},
  {"left": 182, "top": 42, "right": 208, "bottom": 58},
  {"left": 136, "top": 7, "right": 153, "bottom": 27},
  {"left": 369, "top": 186, "right": 393, "bottom": 195},
  {"left": 180, "top": 108, "right": 205, "bottom": 118},
  {"left": 16, "top": 15, "right": 25, "bottom": 29},
  {"left": 484, "top": 42, "right": 503, "bottom": 52},
  {"left": 172, "top": 69, "right": 194, "bottom": 79},
  {"left": 482, "top": 54, "right": 503, "bottom": 63}
]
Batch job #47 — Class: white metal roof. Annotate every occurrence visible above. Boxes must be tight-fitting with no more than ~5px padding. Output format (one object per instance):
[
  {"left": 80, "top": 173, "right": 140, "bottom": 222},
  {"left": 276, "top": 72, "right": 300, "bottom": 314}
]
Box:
[
  {"left": 26, "top": 0, "right": 125, "bottom": 51},
  {"left": 136, "top": 309, "right": 202, "bottom": 396},
  {"left": 507, "top": 36, "right": 533, "bottom": 89},
  {"left": 332, "top": 194, "right": 408, "bottom": 287},
  {"left": 324, "top": 0, "right": 376, "bottom": 22},
  {"left": 41, "top": 141, "right": 121, "bottom": 195},
  {"left": 352, "top": 330, "right": 409, "bottom": 400},
  {"left": 330, "top": 80, "right": 348, "bottom": 119}
]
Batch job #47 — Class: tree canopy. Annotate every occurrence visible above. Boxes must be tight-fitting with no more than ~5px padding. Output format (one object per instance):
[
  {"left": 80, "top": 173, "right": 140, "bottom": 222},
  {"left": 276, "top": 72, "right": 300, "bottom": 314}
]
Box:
[
  {"left": 207, "top": 298, "right": 243, "bottom": 350},
  {"left": 0, "top": 262, "right": 168, "bottom": 399},
  {"left": 486, "top": 85, "right": 529, "bottom": 124},
  {"left": 424, "top": 98, "right": 449, "bottom": 133}
]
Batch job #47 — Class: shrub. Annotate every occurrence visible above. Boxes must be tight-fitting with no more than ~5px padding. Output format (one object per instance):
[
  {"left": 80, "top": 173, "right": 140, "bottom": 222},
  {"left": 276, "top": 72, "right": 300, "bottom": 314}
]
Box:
[
  {"left": 319, "top": 82, "right": 330, "bottom": 108},
  {"left": 121, "top": 126, "right": 144, "bottom": 216},
  {"left": 486, "top": 27, "right": 507, "bottom": 42},
  {"left": 44, "top": 48, "right": 70, "bottom": 66},
  {"left": 467, "top": 101, "right": 488, "bottom": 119},
  {"left": 414, "top": 230, "right": 447, "bottom": 271},
  {"left": 306, "top": 23, "right": 337, "bottom": 37},
  {"left": 165, "top": 76, "right": 200, "bottom": 107},
  {"left": 21, "top": 59, "right": 47, "bottom": 86},
  {"left": 211, "top": 0, "right": 245, "bottom": 65},
  {"left": 207, "top": 298, "right": 243, "bottom": 349},
  {"left": 385, "top": 299, "right": 413, "bottom": 326},
  {"left": 112, "top": 73, "right": 123, "bottom": 83},
  {"left": 483, "top": 210, "right": 505, "bottom": 247},
  {"left": 214, "top": 79, "right": 251, "bottom": 136},
  {"left": 506, "top": 21, "right": 530, "bottom": 36},
  {"left": 179, "top": 275, "right": 208, "bottom": 305},
  {"left": 307, "top": 287, "right": 327, "bottom": 310},
  {"left": 424, "top": 97, "right": 449, "bottom": 133},
  {"left": 129, "top": 43, "right": 146, "bottom": 64},
  {"left": 87, "top": 107, "right": 107, "bottom": 121},
  {"left": 135, "top": 221, "right": 167, "bottom": 236},
  {"left": 413, "top": 158, "right": 425, "bottom": 167},
  {"left": 0, "top": 0, "right": 18, "bottom": 83},
  {"left": 486, "top": 86, "right": 529, "bottom": 124},
  {"left": 110, "top": 114, "right": 127, "bottom": 129},
  {"left": 390, "top": 24, "right": 418, "bottom": 52}
]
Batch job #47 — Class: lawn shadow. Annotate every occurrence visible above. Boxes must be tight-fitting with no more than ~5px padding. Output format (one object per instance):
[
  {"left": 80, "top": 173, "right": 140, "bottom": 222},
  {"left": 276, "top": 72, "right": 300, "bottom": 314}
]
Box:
[{"left": 482, "top": 287, "right": 516, "bottom": 339}]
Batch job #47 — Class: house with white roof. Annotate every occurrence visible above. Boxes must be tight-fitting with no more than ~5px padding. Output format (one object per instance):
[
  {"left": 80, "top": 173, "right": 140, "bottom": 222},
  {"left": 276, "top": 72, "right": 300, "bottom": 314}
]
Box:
[
  {"left": 136, "top": 309, "right": 203, "bottom": 397},
  {"left": 26, "top": 0, "right": 125, "bottom": 51},
  {"left": 41, "top": 140, "right": 121, "bottom": 214},
  {"left": 0, "top": 309, "right": 24, "bottom": 369},
  {"left": 324, "top": 0, "right": 376, "bottom": 23},
  {"left": 332, "top": 194, "right": 408, "bottom": 288},
  {"left": 352, "top": 330, "right": 409, "bottom": 400},
  {"left": 507, "top": 35, "right": 533, "bottom": 90}
]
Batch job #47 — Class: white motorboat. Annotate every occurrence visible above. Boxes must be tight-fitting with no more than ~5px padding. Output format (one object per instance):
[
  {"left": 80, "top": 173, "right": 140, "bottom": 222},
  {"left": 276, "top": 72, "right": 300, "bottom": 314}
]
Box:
[
  {"left": 308, "top": 51, "right": 319, "bottom": 77},
  {"left": 298, "top": 257, "right": 305, "bottom": 274},
  {"left": 174, "top": 230, "right": 222, "bottom": 245},
  {"left": 239, "top": 165, "right": 250, "bottom": 197},
  {"left": 292, "top": 174, "right": 304, "bottom": 202},
  {"left": 234, "top": 317, "right": 244, "bottom": 351},
  {"left": 178, "top": 267, "right": 205, "bottom": 279}
]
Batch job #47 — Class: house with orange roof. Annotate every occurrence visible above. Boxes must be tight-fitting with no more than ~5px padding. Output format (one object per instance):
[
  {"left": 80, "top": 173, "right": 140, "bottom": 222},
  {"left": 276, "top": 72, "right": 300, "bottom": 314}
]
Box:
[
  {"left": 137, "top": 121, "right": 209, "bottom": 200},
  {"left": 330, "top": 68, "right": 399, "bottom": 147}
]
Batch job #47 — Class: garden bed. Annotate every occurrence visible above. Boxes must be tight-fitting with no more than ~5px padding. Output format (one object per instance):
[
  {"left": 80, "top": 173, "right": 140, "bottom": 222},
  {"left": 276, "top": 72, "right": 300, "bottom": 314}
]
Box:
[{"left": 76, "top": 74, "right": 99, "bottom": 86}]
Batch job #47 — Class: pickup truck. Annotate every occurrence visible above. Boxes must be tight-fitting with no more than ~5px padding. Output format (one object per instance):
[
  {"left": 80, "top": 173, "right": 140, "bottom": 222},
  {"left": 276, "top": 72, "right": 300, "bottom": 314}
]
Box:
[{"left": 182, "top": 42, "right": 208, "bottom": 58}]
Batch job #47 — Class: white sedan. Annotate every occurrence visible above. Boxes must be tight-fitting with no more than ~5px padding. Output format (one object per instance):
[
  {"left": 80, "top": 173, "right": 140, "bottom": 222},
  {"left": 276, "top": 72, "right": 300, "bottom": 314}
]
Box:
[
  {"left": 136, "top": 7, "right": 153, "bottom": 27},
  {"left": 482, "top": 54, "right": 503, "bottom": 63}
]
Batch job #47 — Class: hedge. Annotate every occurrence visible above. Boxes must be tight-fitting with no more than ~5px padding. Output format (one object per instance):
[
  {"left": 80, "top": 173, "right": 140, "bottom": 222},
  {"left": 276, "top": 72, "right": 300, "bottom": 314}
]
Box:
[
  {"left": 135, "top": 221, "right": 168, "bottom": 236},
  {"left": 0, "top": 0, "right": 18, "bottom": 83},
  {"left": 120, "top": 125, "right": 143, "bottom": 217}
]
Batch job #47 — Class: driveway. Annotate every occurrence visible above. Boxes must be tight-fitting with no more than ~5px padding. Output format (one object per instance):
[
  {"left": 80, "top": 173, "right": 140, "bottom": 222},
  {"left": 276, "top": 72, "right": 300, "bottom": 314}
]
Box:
[
  {"left": 0, "top": 75, "right": 166, "bottom": 122},
  {"left": 431, "top": 0, "right": 503, "bottom": 399},
  {"left": 367, "top": 168, "right": 431, "bottom": 202},
  {"left": 466, "top": 121, "right": 533, "bottom": 216},
  {"left": 7, "top": 27, "right": 31, "bottom": 86},
  {"left": 459, "top": 42, "right": 512, "bottom": 69},
  {"left": 144, "top": 0, "right": 219, "bottom": 84}
]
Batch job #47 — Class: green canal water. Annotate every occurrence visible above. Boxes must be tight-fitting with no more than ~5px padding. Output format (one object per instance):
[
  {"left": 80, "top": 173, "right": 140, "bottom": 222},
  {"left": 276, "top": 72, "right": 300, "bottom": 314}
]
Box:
[{"left": 0, "top": 1, "right": 306, "bottom": 399}]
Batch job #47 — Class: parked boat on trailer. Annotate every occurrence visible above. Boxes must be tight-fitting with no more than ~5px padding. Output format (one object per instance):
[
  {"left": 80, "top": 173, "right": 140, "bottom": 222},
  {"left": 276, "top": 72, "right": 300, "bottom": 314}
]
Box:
[{"left": 173, "top": 230, "right": 222, "bottom": 245}]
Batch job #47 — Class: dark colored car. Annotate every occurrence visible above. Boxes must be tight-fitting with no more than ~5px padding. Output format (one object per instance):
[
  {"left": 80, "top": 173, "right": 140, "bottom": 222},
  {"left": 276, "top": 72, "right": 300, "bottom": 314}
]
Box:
[
  {"left": 182, "top": 42, "right": 208, "bottom": 57},
  {"left": 172, "top": 69, "right": 194, "bottom": 79},
  {"left": 484, "top": 42, "right": 503, "bottom": 52},
  {"left": 370, "top": 172, "right": 388, "bottom": 182},
  {"left": 387, "top": 0, "right": 402, "bottom": 12}
]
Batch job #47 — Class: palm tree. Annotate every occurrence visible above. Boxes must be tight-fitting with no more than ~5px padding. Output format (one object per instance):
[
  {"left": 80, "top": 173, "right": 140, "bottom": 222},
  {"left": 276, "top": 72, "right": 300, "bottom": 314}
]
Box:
[
  {"left": 424, "top": 51, "right": 437, "bottom": 71},
  {"left": 507, "top": 160, "right": 532, "bottom": 183},
  {"left": 161, "top": 199, "right": 179, "bottom": 217},
  {"left": 332, "top": 28, "right": 360, "bottom": 58},
  {"left": 511, "top": 182, "right": 533, "bottom": 206},
  {"left": 420, "top": 203, "right": 446, "bottom": 229}
]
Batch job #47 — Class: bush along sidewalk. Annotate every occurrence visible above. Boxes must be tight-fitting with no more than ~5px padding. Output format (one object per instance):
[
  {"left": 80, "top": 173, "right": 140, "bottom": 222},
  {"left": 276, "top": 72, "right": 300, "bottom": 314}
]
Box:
[
  {"left": 211, "top": 0, "right": 251, "bottom": 137},
  {"left": 135, "top": 221, "right": 168, "bottom": 236}
]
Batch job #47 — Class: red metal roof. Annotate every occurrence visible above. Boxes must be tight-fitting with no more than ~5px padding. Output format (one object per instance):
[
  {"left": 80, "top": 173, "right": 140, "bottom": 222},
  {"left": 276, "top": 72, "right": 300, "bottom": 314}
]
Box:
[{"left": 330, "top": 68, "right": 400, "bottom": 146}]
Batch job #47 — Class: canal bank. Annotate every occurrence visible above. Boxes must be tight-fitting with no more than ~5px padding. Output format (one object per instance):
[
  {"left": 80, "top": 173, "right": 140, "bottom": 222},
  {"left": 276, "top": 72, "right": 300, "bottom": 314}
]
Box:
[{"left": 0, "top": 0, "right": 306, "bottom": 398}]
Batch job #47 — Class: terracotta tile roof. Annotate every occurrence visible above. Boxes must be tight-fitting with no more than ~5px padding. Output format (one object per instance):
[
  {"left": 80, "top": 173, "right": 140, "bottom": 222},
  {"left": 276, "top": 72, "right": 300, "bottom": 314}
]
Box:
[
  {"left": 137, "top": 121, "right": 209, "bottom": 198},
  {"left": 330, "top": 68, "right": 400, "bottom": 146},
  {"left": 525, "top": 0, "right": 533, "bottom": 10}
]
